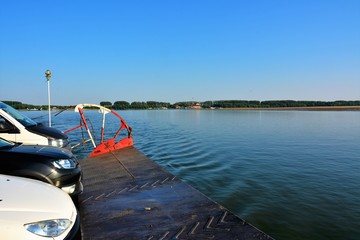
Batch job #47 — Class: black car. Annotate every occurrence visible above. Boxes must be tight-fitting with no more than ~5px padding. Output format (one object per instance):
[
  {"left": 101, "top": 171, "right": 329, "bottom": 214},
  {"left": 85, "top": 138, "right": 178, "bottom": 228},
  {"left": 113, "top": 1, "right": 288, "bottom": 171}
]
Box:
[{"left": 0, "top": 137, "right": 82, "bottom": 197}]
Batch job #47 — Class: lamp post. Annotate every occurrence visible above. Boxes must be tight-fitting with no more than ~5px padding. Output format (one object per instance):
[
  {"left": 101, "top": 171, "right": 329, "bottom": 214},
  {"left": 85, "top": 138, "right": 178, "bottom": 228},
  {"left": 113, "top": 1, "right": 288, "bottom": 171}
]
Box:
[{"left": 45, "top": 70, "right": 52, "bottom": 127}]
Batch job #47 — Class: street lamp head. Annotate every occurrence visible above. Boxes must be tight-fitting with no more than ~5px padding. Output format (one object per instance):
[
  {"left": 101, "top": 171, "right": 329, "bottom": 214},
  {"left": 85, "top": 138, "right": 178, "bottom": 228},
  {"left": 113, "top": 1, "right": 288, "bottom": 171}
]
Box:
[{"left": 45, "top": 69, "right": 51, "bottom": 81}]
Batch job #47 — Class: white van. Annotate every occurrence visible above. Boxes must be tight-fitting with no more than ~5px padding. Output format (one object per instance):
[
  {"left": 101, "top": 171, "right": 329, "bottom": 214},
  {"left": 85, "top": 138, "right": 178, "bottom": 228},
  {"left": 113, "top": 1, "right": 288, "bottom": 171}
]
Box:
[{"left": 0, "top": 101, "right": 70, "bottom": 149}]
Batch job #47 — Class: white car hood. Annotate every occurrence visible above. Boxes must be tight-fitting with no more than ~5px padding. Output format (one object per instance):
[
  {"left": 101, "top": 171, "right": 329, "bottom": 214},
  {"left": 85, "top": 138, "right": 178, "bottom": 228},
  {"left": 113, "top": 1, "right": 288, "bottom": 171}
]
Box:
[{"left": 0, "top": 174, "right": 75, "bottom": 222}]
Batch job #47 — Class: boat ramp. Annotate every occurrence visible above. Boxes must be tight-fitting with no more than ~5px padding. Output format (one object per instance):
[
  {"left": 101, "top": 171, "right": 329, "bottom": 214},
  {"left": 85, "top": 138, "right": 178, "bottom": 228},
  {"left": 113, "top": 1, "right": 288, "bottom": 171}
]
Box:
[{"left": 78, "top": 146, "right": 273, "bottom": 239}]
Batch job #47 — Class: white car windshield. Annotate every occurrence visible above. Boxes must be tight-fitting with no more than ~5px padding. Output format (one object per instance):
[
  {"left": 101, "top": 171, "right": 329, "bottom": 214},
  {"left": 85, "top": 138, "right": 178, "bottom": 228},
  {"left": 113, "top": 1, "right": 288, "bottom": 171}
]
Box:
[{"left": 0, "top": 102, "right": 37, "bottom": 127}]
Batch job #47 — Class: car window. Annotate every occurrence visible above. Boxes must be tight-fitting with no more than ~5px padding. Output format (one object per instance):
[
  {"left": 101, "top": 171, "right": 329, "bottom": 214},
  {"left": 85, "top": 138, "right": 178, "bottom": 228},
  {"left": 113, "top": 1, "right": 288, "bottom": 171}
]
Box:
[
  {"left": 0, "top": 102, "right": 37, "bottom": 127},
  {"left": 0, "top": 116, "right": 14, "bottom": 132}
]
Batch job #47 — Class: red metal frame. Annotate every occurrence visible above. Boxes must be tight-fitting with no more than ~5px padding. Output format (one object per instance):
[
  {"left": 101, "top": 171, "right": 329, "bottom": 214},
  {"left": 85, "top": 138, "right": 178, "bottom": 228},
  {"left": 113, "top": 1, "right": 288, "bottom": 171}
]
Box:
[{"left": 65, "top": 104, "right": 133, "bottom": 157}]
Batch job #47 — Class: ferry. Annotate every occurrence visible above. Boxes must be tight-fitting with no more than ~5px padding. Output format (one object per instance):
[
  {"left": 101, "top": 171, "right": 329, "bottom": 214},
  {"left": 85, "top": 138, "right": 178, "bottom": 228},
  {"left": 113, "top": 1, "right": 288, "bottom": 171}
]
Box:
[{"left": 66, "top": 104, "right": 273, "bottom": 239}]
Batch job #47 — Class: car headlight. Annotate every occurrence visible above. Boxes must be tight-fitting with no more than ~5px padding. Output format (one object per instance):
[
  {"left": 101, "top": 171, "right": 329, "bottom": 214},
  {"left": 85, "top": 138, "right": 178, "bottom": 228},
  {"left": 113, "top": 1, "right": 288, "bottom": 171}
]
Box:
[
  {"left": 48, "top": 138, "right": 69, "bottom": 148},
  {"left": 52, "top": 159, "right": 77, "bottom": 169},
  {"left": 24, "top": 219, "right": 72, "bottom": 237}
]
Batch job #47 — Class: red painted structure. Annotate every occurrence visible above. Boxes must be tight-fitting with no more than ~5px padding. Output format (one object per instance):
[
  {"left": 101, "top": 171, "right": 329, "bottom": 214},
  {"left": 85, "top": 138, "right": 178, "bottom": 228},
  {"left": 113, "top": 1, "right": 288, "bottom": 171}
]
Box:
[{"left": 65, "top": 104, "right": 133, "bottom": 157}]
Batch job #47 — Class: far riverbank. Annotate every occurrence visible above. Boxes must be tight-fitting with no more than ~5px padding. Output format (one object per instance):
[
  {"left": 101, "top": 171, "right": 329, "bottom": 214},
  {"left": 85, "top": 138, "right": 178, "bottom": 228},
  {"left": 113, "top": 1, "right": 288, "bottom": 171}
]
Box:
[{"left": 213, "top": 106, "right": 360, "bottom": 111}]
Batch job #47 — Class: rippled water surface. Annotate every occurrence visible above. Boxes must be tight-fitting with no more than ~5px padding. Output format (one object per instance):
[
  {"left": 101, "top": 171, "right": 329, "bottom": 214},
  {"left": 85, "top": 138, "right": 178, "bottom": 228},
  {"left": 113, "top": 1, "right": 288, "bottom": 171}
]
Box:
[{"left": 26, "top": 110, "right": 360, "bottom": 240}]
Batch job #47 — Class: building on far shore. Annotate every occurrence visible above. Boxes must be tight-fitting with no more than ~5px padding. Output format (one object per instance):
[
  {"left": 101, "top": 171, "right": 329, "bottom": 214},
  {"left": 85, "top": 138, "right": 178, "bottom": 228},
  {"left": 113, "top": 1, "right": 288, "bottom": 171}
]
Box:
[{"left": 191, "top": 102, "right": 202, "bottom": 109}]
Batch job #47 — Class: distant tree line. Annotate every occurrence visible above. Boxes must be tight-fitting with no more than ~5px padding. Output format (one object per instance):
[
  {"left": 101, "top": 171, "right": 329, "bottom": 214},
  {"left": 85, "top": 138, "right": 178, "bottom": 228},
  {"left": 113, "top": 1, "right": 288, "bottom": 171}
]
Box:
[
  {"left": 100, "top": 101, "right": 172, "bottom": 110},
  {"left": 1, "top": 101, "right": 72, "bottom": 110},
  {"left": 174, "top": 100, "right": 360, "bottom": 108},
  {"left": 3, "top": 100, "right": 360, "bottom": 110},
  {"left": 203, "top": 100, "right": 360, "bottom": 108}
]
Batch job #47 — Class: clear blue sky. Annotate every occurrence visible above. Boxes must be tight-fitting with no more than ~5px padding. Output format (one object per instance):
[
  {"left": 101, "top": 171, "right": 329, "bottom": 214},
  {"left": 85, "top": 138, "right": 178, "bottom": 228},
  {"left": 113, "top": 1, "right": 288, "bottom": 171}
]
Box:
[{"left": 1, "top": 0, "right": 359, "bottom": 105}]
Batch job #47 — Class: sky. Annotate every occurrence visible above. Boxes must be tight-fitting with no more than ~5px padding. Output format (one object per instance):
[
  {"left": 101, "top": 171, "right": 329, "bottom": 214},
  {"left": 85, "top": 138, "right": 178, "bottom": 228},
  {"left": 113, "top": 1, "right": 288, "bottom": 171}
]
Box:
[{"left": 0, "top": 0, "right": 359, "bottom": 105}]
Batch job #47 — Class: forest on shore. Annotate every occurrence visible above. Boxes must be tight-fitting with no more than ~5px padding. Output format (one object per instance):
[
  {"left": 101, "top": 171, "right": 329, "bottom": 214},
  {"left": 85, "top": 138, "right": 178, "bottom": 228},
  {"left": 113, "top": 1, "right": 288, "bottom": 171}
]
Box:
[{"left": 2, "top": 100, "right": 360, "bottom": 110}]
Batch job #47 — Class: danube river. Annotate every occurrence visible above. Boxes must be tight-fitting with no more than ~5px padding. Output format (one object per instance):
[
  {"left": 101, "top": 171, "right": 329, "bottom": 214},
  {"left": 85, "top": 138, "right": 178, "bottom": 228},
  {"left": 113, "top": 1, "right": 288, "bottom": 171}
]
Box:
[{"left": 27, "top": 109, "right": 360, "bottom": 240}]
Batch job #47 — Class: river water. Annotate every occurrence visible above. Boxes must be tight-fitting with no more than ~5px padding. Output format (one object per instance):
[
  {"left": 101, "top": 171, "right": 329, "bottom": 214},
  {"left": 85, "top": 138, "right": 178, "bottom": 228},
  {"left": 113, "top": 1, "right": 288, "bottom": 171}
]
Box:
[{"left": 26, "top": 109, "right": 360, "bottom": 240}]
